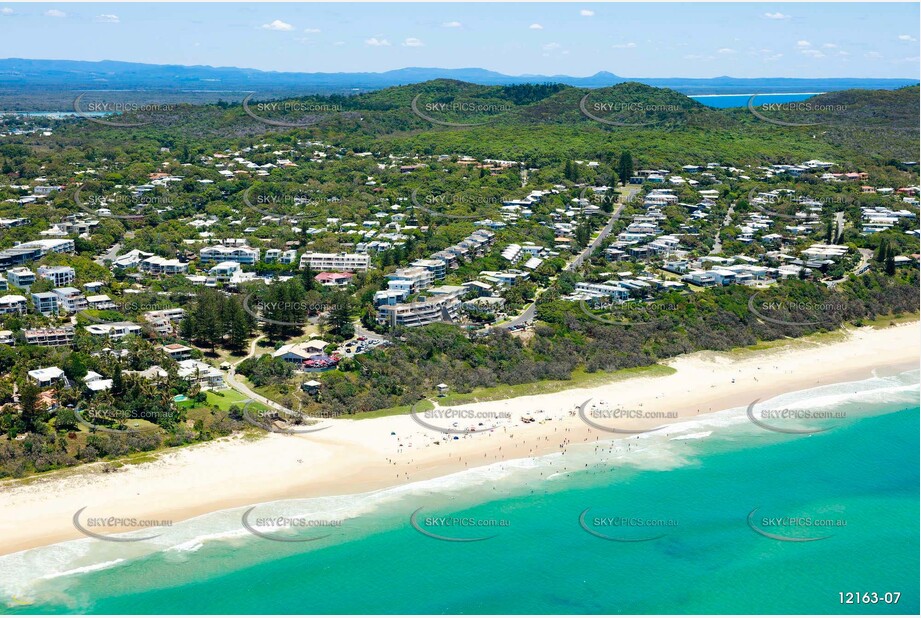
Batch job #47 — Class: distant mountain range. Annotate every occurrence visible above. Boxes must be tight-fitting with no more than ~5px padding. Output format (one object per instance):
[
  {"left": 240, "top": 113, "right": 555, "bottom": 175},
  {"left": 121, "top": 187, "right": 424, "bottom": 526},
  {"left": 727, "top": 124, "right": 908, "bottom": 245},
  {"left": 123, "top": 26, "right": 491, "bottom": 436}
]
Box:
[{"left": 0, "top": 58, "right": 917, "bottom": 97}]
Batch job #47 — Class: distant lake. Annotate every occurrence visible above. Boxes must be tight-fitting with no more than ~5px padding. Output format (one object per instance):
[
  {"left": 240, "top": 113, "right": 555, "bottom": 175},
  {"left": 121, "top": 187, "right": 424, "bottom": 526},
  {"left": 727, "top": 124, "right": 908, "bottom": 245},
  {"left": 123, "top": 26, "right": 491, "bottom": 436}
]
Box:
[{"left": 690, "top": 92, "right": 822, "bottom": 109}]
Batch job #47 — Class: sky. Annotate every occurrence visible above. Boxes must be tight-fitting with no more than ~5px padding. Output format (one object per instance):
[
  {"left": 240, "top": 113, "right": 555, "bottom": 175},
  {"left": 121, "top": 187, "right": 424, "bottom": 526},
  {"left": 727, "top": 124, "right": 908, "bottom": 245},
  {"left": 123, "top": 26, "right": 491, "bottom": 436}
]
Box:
[{"left": 0, "top": 3, "right": 918, "bottom": 78}]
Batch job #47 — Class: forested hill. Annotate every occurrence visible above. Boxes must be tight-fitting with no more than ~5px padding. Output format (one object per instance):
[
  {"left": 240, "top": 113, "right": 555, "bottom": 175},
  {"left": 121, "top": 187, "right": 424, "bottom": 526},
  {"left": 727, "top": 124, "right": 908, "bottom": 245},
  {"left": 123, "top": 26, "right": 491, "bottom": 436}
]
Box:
[{"left": 13, "top": 80, "right": 921, "bottom": 169}]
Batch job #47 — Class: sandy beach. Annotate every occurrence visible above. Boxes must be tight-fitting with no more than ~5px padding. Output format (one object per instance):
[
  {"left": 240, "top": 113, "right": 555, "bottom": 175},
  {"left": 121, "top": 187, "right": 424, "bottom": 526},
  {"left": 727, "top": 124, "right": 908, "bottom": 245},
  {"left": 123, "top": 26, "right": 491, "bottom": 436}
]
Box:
[{"left": 1, "top": 321, "right": 918, "bottom": 556}]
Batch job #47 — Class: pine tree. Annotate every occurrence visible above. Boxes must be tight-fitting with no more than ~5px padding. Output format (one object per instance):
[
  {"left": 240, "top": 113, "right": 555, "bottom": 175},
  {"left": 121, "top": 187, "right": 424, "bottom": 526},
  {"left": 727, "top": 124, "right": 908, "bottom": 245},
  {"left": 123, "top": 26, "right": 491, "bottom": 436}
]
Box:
[
  {"left": 885, "top": 244, "right": 897, "bottom": 275},
  {"left": 617, "top": 151, "right": 634, "bottom": 187},
  {"left": 19, "top": 381, "right": 41, "bottom": 433}
]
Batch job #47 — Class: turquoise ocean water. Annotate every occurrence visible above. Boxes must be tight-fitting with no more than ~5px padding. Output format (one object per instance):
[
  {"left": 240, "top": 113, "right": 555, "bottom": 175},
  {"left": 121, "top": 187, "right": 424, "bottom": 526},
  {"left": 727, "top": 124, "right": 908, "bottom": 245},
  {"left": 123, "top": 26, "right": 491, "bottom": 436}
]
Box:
[
  {"left": 690, "top": 93, "right": 819, "bottom": 108},
  {"left": 1, "top": 369, "right": 918, "bottom": 614}
]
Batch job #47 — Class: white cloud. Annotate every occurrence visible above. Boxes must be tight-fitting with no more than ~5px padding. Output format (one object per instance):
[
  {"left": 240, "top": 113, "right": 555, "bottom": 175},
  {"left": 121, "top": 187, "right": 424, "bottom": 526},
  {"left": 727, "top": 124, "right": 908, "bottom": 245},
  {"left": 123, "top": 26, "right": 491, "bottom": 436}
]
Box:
[
  {"left": 44, "top": 9, "right": 66, "bottom": 18},
  {"left": 612, "top": 42, "right": 637, "bottom": 49},
  {"left": 0, "top": 8, "right": 13, "bottom": 15},
  {"left": 865, "top": 51, "right": 883, "bottom": 59},
  {"left": 763, "top": 12, "right": 789, "bottom": 20},
  {"left": 304, "top": 28, "right": 321, "bottom": 33},
  {"left": 365, "top": 37, "right": 391, "bottom": 47},
  {"left": 542, "top": 42, "right": 562, "bottom": 52},
  {"left": 333, "top": 41, "right": 345, "bottom": 46},
  {"left": 717, "top": 48, "right": 736, "bottom": 54},
  {"left": 529, "top": 23, "right": 543, "bottom": 30},
  {"left": 442, "top": 21, "right": 462, "bottom": 28},
  {"left": 580, "top": 10, "right": 595, "bottom": 17},
  {"left": 764, "top": 53, "right": 783, "bottom": 62},
  {"left": 838, "top": 51, "right": 850, "bottom": 57},
  {"left": 95, "top": 14, "right": 119, "bottom": 23},
  {"left": 822, "top": 43, "right": 837, "bottom": 48},
  {"left": 261, "top": 20, "right": 294, "bottom": 31},
  {"left": 402, "top": 37, "right": 424, "bottom": 47},
  {"left": 898, "top": 34, "right": 917, "bottom": 42},
  {"left": 796, "top": 40, "right": 811, "bottom": 47},
  {"left": 801, "top": 49, "right": 825, "bottom": 58}
]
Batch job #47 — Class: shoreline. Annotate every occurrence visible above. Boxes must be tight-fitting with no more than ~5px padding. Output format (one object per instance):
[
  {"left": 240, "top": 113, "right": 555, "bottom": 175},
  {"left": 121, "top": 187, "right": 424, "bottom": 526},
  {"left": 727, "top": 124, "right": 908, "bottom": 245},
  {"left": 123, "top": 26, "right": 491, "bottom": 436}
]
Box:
[{"left": 0, "top": 322, "right": 918, "bottom": 557}]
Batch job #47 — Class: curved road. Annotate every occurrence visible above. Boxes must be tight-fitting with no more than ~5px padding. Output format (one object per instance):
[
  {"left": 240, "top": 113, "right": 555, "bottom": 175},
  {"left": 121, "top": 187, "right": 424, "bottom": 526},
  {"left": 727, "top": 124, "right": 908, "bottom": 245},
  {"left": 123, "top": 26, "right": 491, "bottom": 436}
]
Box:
[{"left": 224, "top": 335, "right": 298, "bottom": 415}]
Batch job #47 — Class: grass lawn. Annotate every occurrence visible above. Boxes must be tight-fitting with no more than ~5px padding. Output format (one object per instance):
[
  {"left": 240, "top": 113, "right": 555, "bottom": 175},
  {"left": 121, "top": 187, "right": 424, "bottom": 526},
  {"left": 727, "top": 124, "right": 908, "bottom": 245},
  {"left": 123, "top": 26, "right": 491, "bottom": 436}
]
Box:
[{"left": 201, "top": 389, "right": 269, "bottom": 412}]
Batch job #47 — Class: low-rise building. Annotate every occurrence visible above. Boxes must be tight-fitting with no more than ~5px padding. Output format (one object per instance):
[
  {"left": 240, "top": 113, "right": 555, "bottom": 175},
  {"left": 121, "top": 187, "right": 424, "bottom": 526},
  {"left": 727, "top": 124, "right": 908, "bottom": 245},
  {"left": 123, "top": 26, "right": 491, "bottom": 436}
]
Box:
[
  {"left": 53, "top": 287, "right": 88, "bottom": 313},
  {"left": 0, "top": 294, "right": 27, "bottom": 314},
  {"left": 177, "top": 359, "right": 225, "bottom": 390},
  {"left": 85, "top": 322, "right": 143, "bottom": 340},
  {"left": 140, "top": 255, "right": 189, "bottom": 275},
  {"left": 6, "top": 267, "right": 35, "bottom": 288},
  {"left": 143, "top": 308, "right": 186, "bottom": 335},
  {"left": 37, "top": 265, "right": 76, "bottom": 287},
  {"left": 162, "top": 343, "right": 193, "bottom": 360},
  {"left": 31, "top": 291, "right": 58, "bottom": 315},
  {"left": 24, "top": 327, "right": 74, "bottom": 347},
  {"left": 28, "top": 366, "right": 66, "bottom": 387},
  {"left": 199, "top": 244, "right": 260, "bottom": 264},
  {"left": 208, "top": 261, "right": 241, "bottom": 281},
  {"left": 86, "top": 294, "right": 117, "bottom": 310}
]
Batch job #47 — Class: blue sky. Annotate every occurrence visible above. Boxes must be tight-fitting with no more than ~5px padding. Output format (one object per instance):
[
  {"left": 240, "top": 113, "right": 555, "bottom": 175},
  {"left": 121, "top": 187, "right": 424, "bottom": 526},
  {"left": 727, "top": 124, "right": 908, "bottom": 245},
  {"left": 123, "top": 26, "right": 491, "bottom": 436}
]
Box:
[{"left": 0, "top": 3, "right": 918, "bottom": 78}]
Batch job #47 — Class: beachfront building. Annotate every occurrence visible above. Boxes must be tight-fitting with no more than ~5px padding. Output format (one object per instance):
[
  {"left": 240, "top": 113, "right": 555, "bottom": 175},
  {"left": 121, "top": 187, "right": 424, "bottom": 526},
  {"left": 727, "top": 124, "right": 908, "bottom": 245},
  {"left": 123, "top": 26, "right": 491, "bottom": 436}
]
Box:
[
  {"left": 273, "top": 340, "right": 330, "bottom": 363},
  {"left": 177, "top": 359, "right": 225, "bottom": 390},
  {"left": 377, "top": 292, "right": 462, "bottom": 328}
]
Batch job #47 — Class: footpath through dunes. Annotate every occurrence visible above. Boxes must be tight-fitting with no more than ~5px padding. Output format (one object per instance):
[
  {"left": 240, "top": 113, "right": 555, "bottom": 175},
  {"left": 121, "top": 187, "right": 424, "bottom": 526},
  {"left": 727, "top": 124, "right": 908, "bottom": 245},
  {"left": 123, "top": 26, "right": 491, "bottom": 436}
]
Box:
[{"left": 0, "top": 321, "right": 917, "bottom": 556}]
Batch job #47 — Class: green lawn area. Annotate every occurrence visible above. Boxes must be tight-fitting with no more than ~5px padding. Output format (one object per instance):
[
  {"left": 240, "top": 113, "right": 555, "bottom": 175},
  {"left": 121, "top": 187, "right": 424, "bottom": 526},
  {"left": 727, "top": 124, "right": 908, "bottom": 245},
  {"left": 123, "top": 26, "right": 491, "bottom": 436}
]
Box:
[{"left": 203, "top": 389, "right": 269, "bottom": 412}]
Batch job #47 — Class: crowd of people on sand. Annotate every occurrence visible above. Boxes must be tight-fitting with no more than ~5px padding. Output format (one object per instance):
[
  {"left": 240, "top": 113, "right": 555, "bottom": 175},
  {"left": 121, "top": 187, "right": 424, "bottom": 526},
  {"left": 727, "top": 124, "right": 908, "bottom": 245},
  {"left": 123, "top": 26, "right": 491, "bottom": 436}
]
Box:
[{"left": 372, "top": 360, "right": 810, "bottom": 482}]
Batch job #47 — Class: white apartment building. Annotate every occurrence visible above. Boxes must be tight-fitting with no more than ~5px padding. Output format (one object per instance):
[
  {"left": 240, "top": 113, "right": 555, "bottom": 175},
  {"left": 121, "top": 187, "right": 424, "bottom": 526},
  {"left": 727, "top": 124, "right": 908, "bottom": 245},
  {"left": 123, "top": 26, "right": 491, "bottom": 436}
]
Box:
[
  {"left": 377, "top": 292, "right": 462, "bottom": 328},
  {"left": 37, "top": 265, "right": 76, "bottom": 287},
  {"left": 0, "top": 294, "right": 27, "bottom": 314},
  {"left": 140, "top": 256, "right": 189, "bottom": 275},
  {"left": 199, "top": 245, "right": 260, "bottom": 264},
  {"left": 298, "top": 252, "right": 370, "bottom": 272}
]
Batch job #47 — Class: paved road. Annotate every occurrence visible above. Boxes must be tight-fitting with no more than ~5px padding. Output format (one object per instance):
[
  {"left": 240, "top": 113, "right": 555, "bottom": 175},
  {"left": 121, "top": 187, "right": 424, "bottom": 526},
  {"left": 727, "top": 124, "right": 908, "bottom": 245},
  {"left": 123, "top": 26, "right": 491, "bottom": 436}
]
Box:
[
  {"left": 224, "top": 335, "right": 299, "bottom": 415},
  {"left": 565, "top": 185, "right": 638, "bottom": 272},
  {"left": 495, "top": 186, "right": 638, "bottom": 331},
  {"left": 834, "top": 211, "right": 845, "bottom": 241},
  {"left": 710, "top": 203, "right": 736, "bottom": 255},
  {"left": 500, "top": 302, "right": 536, "bottom": 330},
  {"left": 827, "top": 248, "right": 873, "bottom": 288}
]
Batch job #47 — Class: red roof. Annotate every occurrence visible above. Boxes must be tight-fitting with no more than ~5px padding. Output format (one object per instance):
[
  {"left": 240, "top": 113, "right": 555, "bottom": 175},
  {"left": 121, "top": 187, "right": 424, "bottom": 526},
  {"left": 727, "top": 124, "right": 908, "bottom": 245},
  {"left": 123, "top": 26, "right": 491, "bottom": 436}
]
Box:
[{"left": 315, "top": 272, "right": 354, "bottom": 282}]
